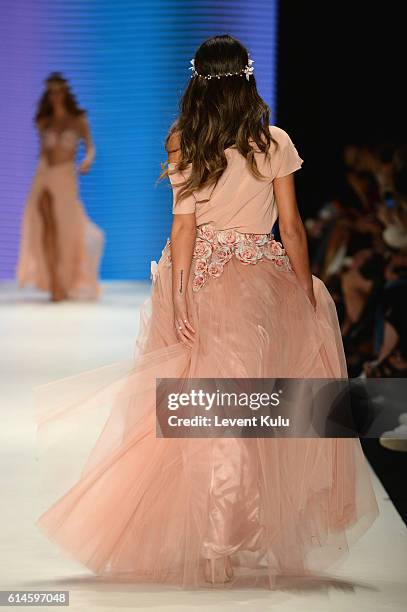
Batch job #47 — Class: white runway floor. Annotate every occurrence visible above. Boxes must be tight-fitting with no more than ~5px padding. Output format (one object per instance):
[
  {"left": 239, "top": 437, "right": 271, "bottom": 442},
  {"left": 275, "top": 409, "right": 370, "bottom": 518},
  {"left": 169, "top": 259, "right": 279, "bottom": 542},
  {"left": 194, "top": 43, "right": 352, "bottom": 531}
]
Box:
[{"left": 1, "top": 280, "right": 406, "bottom": 612}]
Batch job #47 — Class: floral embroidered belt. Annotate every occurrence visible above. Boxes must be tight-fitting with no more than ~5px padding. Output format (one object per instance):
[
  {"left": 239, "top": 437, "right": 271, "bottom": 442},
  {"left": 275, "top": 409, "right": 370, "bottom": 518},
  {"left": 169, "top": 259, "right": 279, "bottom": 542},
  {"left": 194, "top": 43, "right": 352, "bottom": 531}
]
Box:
[{"left": 160, "top": 223, "right": 292, "bottom": 292}]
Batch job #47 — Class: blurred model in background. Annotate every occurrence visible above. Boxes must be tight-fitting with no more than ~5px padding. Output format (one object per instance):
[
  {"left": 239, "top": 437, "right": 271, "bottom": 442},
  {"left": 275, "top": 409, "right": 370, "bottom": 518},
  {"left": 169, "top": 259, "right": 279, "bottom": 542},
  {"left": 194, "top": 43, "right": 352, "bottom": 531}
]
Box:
[{"left": 16, "top": 72, "right": 104, "bottom": 301}]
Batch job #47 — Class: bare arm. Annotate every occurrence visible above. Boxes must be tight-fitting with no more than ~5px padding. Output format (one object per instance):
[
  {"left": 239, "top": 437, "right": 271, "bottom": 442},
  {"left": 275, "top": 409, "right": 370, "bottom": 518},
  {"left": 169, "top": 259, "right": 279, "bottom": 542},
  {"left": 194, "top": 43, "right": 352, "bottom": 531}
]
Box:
[
  {"left": 77, "top": 113, "right": 95, "bottom": 173},
  {"left": 168, "top": 134, "right": 196, "bottom": 347},
  {"left": 274, "top": 173, "right": 316, "bottom": 308}
]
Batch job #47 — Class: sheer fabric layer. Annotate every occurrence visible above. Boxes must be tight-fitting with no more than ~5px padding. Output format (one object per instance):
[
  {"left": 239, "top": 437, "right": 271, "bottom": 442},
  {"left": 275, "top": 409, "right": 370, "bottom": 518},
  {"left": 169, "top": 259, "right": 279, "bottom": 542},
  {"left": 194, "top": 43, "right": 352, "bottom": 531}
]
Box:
[{"left": 35, "top": 231, "right": 379, "bottom": 589}]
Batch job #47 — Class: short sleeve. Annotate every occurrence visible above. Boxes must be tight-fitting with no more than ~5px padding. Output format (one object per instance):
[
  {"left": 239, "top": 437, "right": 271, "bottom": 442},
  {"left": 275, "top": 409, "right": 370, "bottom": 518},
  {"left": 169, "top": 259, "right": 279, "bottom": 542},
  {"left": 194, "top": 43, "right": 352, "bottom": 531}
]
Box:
[
  {"left": 168, "top": 163, "right": 196, "bottom": 214},
  {"left": 270, "top": 126, "right": 304, "bottom": 179}
]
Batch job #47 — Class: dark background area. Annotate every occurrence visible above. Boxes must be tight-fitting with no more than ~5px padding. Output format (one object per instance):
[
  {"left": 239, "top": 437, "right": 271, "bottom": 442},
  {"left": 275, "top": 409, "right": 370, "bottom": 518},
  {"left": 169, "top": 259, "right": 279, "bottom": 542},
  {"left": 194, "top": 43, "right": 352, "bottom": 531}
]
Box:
[
  {"left": 277, "top": 0, "right": 406, "bottom": 217},
  {"left": 278, "top": 1, "right": 407, "bottom": 525}
]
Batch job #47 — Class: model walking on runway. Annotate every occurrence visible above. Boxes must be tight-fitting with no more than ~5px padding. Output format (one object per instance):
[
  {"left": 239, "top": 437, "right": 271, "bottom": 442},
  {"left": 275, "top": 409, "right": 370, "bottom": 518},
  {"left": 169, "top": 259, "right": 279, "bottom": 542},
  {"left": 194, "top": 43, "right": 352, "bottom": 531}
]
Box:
[
  {"left": 35, "top": 37, "right": 379, "bottom": 589},
  {"left": 16, "top": 72, "right": 104, "bottom": 301}
]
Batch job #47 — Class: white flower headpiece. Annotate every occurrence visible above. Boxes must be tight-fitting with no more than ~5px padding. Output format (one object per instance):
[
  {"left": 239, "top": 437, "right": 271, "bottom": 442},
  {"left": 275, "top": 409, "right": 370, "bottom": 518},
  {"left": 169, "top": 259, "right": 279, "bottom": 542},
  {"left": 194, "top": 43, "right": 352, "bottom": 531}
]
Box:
[{"left": 189, "top": 56, "right": 254, "bottom": 81}]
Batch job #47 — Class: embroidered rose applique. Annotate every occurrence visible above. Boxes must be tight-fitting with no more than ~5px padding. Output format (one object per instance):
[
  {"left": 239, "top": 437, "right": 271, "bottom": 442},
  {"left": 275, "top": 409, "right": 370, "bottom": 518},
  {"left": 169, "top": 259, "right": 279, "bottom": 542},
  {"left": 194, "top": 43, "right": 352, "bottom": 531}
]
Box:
[{"left": 160, "top": 224, "right": 292, "bottom": 292}]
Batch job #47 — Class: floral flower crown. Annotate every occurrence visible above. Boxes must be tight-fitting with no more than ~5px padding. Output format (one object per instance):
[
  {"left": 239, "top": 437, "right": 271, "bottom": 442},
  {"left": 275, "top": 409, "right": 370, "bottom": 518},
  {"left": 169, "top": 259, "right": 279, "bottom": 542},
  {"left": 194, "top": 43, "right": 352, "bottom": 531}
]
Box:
[{"left": 189, "top": 56, "right": 254, "bottom": 81}]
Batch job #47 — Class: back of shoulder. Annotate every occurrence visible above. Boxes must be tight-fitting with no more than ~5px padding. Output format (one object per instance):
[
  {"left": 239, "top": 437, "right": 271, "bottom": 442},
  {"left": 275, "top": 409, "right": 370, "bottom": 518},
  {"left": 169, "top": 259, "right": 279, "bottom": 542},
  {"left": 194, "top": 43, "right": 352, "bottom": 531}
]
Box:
[
  {"left": 268, "top": 125, "right": 292, "bottom": 146},
  {"left": 268, "top": 125, "right": 304, "bottom": 178}
]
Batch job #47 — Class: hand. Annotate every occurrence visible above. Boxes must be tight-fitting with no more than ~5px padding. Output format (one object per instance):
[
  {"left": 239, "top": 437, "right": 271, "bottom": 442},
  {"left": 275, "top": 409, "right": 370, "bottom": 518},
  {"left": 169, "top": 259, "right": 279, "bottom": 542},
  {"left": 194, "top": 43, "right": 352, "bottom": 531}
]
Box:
[
  {"left": 173, "top": 295, "right": 196, "bottom": 348},
  {"left": 79, "top": 158, "right": 92, "bottom": 174}
]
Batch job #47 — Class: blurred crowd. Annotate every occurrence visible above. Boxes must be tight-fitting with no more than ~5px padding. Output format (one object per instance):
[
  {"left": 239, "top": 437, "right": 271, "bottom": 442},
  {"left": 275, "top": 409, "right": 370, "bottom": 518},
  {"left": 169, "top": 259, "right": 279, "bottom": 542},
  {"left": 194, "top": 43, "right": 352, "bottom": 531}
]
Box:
[
  {"left": 305, "top": 143, "right": 407, "bottom": 379},
  {"left": 304, "top": 143, "right": 407, "bottom": 450}
]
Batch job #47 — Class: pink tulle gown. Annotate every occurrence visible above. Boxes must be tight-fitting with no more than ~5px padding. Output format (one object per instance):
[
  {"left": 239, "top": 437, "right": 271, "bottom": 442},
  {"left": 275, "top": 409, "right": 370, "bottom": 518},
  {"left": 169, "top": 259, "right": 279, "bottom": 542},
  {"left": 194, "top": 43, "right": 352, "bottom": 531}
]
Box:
[
  {"left": 16, "top": 128, "right": 104, "bottom": 299},
  {"left": 35, "top": 126, "right": 379, "bottom": 589}
]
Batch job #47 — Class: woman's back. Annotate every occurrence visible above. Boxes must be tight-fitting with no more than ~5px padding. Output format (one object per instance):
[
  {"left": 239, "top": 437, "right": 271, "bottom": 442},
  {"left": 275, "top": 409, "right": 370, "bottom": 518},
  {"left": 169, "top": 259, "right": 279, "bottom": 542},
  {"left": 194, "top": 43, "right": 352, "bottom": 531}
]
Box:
[{"left": 169, "top": 126, "right": 303, "bottom": 233}]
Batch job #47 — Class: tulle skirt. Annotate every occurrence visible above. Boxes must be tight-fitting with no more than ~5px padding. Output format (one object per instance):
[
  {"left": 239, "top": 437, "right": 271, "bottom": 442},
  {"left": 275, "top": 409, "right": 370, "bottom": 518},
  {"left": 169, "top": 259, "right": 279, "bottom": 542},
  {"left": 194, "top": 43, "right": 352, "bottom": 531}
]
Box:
[
  {"left": 16, "top": 157, "right": 104, "bottom": 299},
  {"left": 34, "top": 229, "right": 379, "bottom": 589}
]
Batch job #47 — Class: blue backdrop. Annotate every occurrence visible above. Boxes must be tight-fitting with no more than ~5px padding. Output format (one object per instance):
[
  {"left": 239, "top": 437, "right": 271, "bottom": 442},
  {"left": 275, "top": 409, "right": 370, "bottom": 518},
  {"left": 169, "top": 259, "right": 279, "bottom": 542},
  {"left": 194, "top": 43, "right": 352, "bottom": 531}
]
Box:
[{"left": 0, "top": 0, "right": 278, "bottom": 280}]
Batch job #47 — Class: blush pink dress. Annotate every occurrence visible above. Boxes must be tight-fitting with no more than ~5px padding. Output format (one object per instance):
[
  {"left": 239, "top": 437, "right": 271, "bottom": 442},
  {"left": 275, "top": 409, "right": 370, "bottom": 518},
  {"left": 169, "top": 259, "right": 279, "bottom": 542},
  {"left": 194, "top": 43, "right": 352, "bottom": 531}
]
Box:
[
  {"left": 16, "top": 128, "right": 104, "bottom": 299},
  {"left": 35, "top": 125, "right": 379, "bottom": 589}
]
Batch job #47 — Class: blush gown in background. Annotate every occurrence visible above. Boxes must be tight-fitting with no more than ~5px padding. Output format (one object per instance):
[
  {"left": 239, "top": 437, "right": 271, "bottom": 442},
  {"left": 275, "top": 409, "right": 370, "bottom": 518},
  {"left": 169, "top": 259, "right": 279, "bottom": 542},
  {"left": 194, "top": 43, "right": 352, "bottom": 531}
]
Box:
[
  {"left": 34, "top": 126, "right": 379, "bottom": 589},
  {"left": 16, "top": 129, "right": 104, "bottom": 300}
]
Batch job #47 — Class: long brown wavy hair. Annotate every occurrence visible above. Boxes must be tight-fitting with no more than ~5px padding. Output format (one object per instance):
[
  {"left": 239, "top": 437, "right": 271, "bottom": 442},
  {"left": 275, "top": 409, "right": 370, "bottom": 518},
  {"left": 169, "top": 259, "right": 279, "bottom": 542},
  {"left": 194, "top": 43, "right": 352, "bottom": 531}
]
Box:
[
  {"left": 34, "top": 72, "right": 86, "bottom": 125},
  {"left": 158, "top": 34, "right": 278, "bottom": 205}
]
